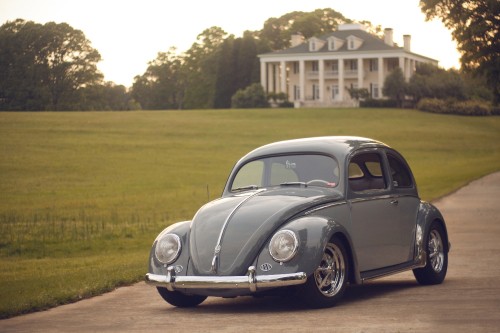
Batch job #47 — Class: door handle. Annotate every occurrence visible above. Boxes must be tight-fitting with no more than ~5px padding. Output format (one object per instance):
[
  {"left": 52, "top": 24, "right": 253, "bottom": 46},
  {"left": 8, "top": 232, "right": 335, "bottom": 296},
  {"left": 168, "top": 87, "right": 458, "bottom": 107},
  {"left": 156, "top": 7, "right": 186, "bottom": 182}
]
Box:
[{"left": 390, "top": 199, "right": 399, "bottom": 206}]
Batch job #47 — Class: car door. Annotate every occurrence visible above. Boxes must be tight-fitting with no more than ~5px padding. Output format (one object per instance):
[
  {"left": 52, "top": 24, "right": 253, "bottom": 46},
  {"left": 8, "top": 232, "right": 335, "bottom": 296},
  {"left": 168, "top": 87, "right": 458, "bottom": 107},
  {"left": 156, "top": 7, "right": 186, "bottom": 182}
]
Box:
[
  {"left": 384, "top": 149, "right": 420, "bottom": 263},
  {"left": 347, "top": 149, "right": 415, "bottom": 272}
]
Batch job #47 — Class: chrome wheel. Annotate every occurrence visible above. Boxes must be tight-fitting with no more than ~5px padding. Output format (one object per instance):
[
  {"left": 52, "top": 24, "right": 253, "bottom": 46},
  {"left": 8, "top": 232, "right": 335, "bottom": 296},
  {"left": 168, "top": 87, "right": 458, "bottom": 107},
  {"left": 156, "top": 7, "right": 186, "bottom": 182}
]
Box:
[
  {"left": 314, "top": 243, "right": 346, "bottom": 297},
  {"left": 413, "top": 222, "right": 448, "bottom": 285},
  {"left": 429, "top": 229, "right": 444, "bottom": 273}
]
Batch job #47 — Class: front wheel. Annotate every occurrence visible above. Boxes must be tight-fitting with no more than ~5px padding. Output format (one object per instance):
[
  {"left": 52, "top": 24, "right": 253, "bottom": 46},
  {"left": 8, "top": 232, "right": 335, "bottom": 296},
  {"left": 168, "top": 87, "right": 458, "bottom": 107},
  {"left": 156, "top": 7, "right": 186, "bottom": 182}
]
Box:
[
  {"left": 413, "top": 222, "right": 448, "bottom": 285},
  {"left": 299, "top": 237, "right": 349, "bottom": 308},
  {"left": 156, "top": 287, "right": 207, "bottom": 307}
]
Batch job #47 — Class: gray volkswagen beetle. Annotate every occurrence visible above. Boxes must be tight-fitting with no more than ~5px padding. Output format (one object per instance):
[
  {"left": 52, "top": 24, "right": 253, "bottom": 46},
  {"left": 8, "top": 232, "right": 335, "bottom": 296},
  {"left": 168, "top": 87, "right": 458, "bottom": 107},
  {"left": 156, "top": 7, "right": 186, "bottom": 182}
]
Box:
[{"left": 146, "top": 136, "right": 449, "bottom": 308}]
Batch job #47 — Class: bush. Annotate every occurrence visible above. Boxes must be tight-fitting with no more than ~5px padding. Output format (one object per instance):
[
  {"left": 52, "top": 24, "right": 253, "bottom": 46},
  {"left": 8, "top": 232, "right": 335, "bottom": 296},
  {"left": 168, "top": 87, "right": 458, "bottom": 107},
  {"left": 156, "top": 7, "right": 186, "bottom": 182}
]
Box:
[
  {"left": 360, "top": 99, "right": 398, "bottom": 108},
  {"left": 417, "top": 98, "right": 494, "bottom": 116},
  {"left": 231, "top": 83, "right": 269, "bottom": 108}
]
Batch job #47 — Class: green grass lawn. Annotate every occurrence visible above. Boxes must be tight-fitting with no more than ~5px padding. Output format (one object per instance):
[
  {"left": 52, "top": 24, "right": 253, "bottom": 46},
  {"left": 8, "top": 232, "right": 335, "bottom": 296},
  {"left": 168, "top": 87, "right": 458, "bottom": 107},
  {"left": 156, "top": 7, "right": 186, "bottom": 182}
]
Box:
[{"left": 1, "top": 108, "right": 500, "bottom": 318}]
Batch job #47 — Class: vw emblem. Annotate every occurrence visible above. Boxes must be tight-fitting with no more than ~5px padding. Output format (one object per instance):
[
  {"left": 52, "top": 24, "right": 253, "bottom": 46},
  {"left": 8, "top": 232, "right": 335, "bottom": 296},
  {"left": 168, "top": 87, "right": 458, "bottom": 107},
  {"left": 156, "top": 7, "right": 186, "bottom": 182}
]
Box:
[{"left": 260, "top": 263, "right": 272, "bottom": 272}]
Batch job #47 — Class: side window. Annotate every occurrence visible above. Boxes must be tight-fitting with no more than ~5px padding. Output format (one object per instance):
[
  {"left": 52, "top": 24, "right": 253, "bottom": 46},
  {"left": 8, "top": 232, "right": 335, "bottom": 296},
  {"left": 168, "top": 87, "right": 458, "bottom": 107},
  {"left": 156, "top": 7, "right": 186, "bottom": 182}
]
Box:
[
  {"left": 387, "top": 154, "right": 413, "bottom": 188},
  {"left": 348, "top": 163, "right": 364, "bottom": 179},
  {"left": 348, "top": 153, "right": 387, "bottom": 192}
]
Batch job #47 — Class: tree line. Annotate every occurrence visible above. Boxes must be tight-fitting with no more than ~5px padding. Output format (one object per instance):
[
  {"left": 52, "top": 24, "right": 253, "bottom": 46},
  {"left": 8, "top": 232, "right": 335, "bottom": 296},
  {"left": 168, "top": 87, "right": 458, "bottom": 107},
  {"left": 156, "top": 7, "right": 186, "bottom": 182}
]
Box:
[{"left": 0, "top": 2, "right": 498, "bottom": 111}]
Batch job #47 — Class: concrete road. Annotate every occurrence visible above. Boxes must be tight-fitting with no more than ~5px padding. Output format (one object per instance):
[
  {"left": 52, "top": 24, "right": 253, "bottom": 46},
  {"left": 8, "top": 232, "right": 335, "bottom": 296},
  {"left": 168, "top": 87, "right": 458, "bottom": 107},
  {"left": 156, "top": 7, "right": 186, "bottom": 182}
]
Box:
[{"left": 2, "top": 173, "right": 500, "bottom": 332}]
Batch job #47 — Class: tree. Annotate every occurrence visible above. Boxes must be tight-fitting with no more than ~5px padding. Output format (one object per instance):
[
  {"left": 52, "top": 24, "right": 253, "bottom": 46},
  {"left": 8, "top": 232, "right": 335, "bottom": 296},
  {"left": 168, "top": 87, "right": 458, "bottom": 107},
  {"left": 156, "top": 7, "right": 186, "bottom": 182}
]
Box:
[
  {"left": 420, "top": 0, "right": 500, "bottom": 104},
  {"left": 0, "top": 19, "right": 102, "bottom": 111},
  {"left": 383, "top": 68, "right": 407, "bottom": 107},
  {"left": 132, "top": 48, "right": 185, "bottom": 110},
  {"left": 259, "top": 9, "right": 352, "bottom": 51},
  {"left": 214, "top": 32, "right": 260, "bottom": 108},
  {"left": 183, "top": 27, "right": 227, "bottom": 109},
  {"left": 407, "top": 63, "right": 466, "bottom": 103}
]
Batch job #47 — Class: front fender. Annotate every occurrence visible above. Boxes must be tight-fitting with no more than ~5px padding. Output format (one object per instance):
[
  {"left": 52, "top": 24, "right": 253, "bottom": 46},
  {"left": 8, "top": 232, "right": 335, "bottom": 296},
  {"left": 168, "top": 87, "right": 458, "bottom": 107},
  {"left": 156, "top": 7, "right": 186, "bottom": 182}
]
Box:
[
  {"left": 148, "top": 220, "right": 191, "bottom": 274},
  {"left": 254, "top": 215, "right": 360, "bottom": 283}
]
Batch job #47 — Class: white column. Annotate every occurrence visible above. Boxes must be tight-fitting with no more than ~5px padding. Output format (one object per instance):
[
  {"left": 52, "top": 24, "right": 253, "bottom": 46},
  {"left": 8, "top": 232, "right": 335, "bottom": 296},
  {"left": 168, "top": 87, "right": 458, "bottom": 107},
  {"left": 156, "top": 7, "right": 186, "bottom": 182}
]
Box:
[
  {"left": 319, "top": 59, "right": 325, "bottom": 102},
  {"left": 271, "top": 63, "right": 279, "bottom": 93},
  {"left": 399, "top": 57, "right": 408, "bottom": 81},
  {"left": 378, "top": 57, "right": 384, "bottom": 99},
  {"left": 260, "top": 61, "right": 267, "bottom": 93},
  {"left": 280, "top": 61, "right": 287, "bottom": 95},
  {"left": 409, "top": 59, "right": 415, "bottom": 78},
  {"left": 338, "top": 59, "right": 344, "bottom": 101},
  {"left": 299, "top": 60, "right": 305, "bottom": 102},
  {"left": 357, "top": 58, "right": 364, "bottom": 89}
]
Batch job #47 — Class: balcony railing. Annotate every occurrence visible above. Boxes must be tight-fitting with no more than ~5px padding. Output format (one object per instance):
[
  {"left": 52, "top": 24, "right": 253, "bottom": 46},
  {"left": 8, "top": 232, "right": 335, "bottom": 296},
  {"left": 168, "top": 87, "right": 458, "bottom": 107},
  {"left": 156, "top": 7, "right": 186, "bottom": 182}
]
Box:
[{"left": 306, "top": 70, "right": 366, "bottom": 79}]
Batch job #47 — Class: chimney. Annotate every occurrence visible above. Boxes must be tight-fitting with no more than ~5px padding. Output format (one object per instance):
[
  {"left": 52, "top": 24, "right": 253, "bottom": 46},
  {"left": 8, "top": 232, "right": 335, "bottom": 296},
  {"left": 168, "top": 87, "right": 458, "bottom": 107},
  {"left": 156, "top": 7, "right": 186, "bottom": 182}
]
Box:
[
  {"left": 403, "top": 34, "right": 411, "bottom": 51},
  {"left": 291, "top": 33, "right": 305, "bottom": 47},
  {"left": 384, "top": 28, "right": 394, "bottom": 46}
]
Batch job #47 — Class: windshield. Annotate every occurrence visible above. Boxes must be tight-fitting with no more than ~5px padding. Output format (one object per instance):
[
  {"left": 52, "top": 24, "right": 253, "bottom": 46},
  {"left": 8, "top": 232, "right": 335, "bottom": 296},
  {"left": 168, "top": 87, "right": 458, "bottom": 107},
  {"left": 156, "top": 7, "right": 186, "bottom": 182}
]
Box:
[{"left": 230, "top": 154, "right": 339, "bottom": 191}]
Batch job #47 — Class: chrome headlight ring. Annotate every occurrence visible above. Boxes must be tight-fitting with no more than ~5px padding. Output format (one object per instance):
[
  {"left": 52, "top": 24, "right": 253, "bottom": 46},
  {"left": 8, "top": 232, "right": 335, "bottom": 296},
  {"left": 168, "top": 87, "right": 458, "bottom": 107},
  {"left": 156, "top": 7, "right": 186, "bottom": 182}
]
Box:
[
  {"left": 155, "top": 233, "right": 181, "bottom": 265},
  {"left": 269, "top": 229, "right": 299, "bottom": 263}
]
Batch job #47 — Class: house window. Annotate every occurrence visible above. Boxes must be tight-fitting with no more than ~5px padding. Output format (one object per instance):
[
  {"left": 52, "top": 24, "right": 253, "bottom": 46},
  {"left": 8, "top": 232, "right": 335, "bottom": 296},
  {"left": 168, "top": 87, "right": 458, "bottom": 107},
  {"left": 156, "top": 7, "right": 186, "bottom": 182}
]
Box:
[
  {"left": 387, "top": 59, "right": 398, "bottom": 71},
  {"left": 331, "top": 61, "right": 338, "bottom": 73},
  {"left": 312, "top": 61, "right": 319, "bottom": 72},
  {"left": 348, "top": 40, "right": 355, "bottom": 50},
  {"left": 331, "top": 85, "right": 339, "bottom": 100},
  {"left": 371, "top": 83, "right": 379, "bottom": 98},
  {"left": 313, "top": 84, "right": 320, "bottom": 100},
  {"left": 350, "top": 60, "right": 358, "bottom": 71},
  {"left": 329, "top": 40, "right": 335, "bottom": 50},
  {"left": 370, "top": 59, "right": 378, "bottom": 71},
  {"left": 310, "top": 41, "right": 316, "bottom": 51},
  {"left": 294, "top": 85, "right": 300, "bottom": 100},
  {"left": 293, "top": 62, "right": 299, "bottom": 74}
]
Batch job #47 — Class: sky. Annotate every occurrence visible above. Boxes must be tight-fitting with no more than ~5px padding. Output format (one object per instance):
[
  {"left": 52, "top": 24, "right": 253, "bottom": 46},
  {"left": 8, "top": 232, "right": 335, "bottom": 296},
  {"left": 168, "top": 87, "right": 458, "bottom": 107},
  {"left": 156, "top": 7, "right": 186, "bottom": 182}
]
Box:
[{"left": 0, "top": 0, "right": 461, "bottom": 87}]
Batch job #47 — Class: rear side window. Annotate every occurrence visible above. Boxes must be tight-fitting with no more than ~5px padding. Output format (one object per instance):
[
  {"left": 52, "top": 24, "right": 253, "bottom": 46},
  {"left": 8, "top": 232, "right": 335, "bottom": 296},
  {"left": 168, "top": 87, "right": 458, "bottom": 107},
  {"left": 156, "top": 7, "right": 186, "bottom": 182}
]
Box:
[
  {"left": 348, "top": 153, "right": 387, "bottom": 192},
  {"left": 388, "top": 154, "right": 413, "bottom": 188}
]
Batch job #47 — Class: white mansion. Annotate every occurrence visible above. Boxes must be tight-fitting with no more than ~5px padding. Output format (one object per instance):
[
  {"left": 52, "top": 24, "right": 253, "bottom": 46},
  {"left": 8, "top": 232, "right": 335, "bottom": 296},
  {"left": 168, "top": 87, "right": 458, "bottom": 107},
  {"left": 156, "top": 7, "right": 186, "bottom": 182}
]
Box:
[{"left": 258, "top": 24, "right": 438, "bottom": 107}]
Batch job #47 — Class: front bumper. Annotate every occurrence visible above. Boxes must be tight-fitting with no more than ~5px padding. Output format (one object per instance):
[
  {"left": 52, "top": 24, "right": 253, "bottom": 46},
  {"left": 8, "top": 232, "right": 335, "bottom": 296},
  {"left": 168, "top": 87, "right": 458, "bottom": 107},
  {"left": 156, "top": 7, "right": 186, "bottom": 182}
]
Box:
[{"left": 145, "top": 266, "right": 307, "bottom": 293}]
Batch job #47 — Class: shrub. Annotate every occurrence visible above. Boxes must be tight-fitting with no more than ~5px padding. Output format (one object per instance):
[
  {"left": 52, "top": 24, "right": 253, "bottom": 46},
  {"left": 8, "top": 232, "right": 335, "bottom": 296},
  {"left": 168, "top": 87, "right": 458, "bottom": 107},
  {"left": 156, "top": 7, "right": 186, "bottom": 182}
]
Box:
[
  {"left": 417, "top": 98, "right": 494, "bottom": 116},
  {"left": 231, "top": 83, "right": 269, "bottom": 108},
  {"left": 360, "top": 99, "right": 398, "bottom": 108}
]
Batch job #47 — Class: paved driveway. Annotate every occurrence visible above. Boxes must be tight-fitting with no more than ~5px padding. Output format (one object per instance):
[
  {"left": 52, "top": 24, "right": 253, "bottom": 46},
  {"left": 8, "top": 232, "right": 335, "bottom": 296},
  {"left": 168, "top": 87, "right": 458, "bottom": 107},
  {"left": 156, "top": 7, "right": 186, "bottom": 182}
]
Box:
[{"left": 2, "top": 172, "right": 500, "bottom": 332}]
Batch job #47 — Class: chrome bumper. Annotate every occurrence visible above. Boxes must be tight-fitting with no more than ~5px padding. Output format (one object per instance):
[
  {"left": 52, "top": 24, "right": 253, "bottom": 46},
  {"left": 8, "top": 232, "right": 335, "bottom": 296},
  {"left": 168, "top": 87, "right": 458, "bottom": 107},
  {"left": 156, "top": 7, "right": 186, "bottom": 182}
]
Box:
[{"left": 145, "top": 266, "right": 307, "bottom": 293}]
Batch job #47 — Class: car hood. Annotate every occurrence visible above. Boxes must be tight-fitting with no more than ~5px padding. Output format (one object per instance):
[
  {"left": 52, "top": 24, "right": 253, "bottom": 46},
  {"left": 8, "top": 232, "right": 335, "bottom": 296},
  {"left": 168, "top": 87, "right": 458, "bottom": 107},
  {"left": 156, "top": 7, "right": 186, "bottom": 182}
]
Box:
[{"left": 189, "top": 187, "right": 343, "bottom": 276}]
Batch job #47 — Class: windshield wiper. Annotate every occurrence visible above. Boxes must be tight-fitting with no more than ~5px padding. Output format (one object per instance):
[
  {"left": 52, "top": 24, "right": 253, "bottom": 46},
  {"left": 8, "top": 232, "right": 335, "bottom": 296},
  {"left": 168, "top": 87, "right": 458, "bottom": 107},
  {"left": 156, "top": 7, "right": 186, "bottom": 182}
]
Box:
[
  {"left": 232, "top": 185, "right": 259, "bottom": 192},
  {"left": 280, "top": 182, "right": 308, "bottom": 187}
]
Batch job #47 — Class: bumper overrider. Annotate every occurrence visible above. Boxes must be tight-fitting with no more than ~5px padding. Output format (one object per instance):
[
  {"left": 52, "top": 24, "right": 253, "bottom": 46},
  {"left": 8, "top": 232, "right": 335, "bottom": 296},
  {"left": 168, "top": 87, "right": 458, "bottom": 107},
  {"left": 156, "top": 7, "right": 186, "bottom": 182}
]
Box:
[{"left": 145, "top": 266, "right": 307, "bottom": 293}]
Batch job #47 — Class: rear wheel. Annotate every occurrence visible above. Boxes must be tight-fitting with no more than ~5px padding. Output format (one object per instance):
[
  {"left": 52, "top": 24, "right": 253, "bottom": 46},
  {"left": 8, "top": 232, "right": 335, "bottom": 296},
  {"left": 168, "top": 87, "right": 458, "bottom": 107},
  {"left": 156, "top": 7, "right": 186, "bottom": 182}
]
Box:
[
  {"left": 299, "top": 237, "right": 349, "bottom": 308},
  {"left": 413, "top": 222, "right": 448, "bottom": 285},
  {"left": 156, "top": 287, "right": 207, "bottom": 307}
]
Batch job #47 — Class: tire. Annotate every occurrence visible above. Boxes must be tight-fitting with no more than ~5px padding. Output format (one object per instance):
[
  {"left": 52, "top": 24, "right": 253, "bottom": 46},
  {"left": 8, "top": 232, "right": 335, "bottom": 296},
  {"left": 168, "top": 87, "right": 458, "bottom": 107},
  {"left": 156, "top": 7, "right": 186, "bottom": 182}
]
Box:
[
  {"left": 299, "top": 237, "right": 349, "bottom": 308},
  {"left": 413, "top": 222, "right": 448, "bottom": 285},
  {"left": 156, "top": 287, "right": 207, "bottom": 307}
]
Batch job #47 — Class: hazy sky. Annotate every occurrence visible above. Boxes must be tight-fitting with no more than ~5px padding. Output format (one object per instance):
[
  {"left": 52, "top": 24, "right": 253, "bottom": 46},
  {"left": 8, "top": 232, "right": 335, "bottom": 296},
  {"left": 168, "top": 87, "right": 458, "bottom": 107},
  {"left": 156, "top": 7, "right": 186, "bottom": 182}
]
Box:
[{"left": 0, "top": 0, "right": 460, "bottom": 87}]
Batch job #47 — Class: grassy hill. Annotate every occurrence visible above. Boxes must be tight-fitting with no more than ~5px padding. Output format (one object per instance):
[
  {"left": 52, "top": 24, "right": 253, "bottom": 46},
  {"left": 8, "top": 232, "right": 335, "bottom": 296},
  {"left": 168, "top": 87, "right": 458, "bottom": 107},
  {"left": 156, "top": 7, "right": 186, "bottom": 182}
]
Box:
[{"left": 1, "top": 108, "right": 499, "bottom": 317}]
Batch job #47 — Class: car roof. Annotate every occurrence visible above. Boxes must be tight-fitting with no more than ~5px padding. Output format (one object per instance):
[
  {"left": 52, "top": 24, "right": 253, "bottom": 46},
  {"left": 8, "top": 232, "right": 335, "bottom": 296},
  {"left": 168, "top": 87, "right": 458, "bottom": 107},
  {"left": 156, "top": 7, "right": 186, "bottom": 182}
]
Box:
[{"left": 240, "top": 136, "right": 389, "bottom": 162}]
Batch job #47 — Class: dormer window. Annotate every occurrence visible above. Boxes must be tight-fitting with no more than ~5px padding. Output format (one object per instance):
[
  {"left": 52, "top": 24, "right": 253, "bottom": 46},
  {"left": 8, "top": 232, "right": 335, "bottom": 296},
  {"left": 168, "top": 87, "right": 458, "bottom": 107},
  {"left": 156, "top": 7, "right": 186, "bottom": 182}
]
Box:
[
  {"left": 327, "top": 36, "right": 344, "bottom": 51},
  {"left": 346, "top": 35, "right": 364, "bottom": 50},
  {"left": 309, "top": 37, "right": 325, "bottom": 52}
]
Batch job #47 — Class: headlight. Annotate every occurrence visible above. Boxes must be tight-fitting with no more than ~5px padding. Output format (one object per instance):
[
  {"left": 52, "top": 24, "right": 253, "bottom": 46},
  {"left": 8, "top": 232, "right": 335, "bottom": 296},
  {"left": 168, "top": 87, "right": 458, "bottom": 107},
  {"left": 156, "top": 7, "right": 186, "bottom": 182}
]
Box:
[
  {"left": 155, "top": 234, "right": 181, "bottom": 264},
  {"left": 269, "top": 230, "right": 298, "bottom": 263}
]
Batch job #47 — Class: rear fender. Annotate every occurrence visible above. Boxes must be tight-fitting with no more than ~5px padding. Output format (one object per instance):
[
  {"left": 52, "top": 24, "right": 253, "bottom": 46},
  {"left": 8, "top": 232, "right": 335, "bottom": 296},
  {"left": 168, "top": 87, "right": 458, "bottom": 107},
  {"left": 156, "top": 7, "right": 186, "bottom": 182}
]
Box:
[{"left": 415, "top": 201, "right": 450, "bottom": 266}]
